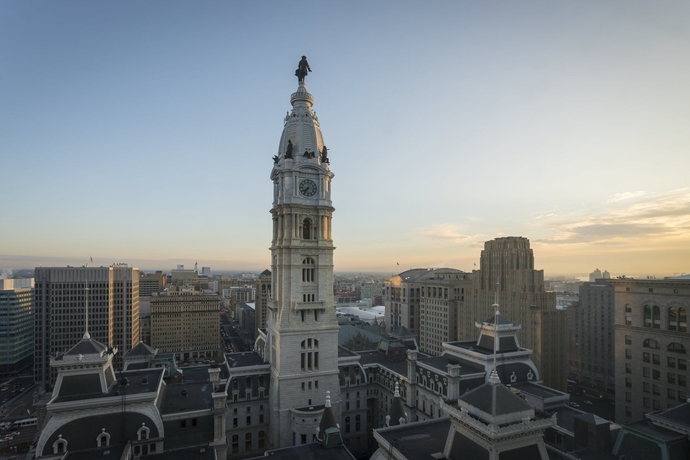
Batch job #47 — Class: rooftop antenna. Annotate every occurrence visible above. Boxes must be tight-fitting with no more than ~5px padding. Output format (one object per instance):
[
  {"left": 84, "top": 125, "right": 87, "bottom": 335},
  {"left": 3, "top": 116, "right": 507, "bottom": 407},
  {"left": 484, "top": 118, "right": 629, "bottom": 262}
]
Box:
[{"left": 489, "top": 279, "right": 500, "bottom": 385}]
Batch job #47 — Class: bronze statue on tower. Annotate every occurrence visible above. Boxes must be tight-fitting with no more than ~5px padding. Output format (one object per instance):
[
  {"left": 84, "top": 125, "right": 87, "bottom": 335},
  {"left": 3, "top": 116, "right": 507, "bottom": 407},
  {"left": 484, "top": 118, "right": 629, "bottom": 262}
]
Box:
[{"left": 295, "top": 56, "right": 311, "bottom": 82}]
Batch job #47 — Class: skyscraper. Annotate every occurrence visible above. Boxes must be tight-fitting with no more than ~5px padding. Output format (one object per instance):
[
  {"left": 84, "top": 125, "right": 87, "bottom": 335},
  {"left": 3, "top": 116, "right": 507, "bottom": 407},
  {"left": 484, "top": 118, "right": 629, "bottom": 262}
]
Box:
[
  {"left": 460, "top": 237, "right": 569, "bottom": 390},
  {"left": 34, "top": 265, "right": 139, "bottom": 390},
  {"left": 265, "top": 69, "right": 341, "bottom": 448},
  {"left": 0, "top": 278, "right": 34, "bottom": 376}
]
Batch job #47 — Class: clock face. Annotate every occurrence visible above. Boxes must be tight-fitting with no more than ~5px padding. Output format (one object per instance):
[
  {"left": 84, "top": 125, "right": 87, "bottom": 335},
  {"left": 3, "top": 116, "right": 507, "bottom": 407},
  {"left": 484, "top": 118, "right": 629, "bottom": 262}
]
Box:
[{"left": 299, "top": 179, "right": 317, "bottom": 197}]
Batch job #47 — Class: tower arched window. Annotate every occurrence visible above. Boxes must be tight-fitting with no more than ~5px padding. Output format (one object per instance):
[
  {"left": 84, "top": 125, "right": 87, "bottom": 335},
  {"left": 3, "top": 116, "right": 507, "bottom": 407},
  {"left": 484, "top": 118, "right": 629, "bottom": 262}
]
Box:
[
  {"left": 644, "top": 306, "right": 652, "bottom": 327},
  {"left": 300, "top": 338, "right": 319, "bottom": 371},
  {"left": 302, "top": 257, "right": 315, "bottom": 283},
  {"left": 669, "top": 308, "right": 678, "bottom": 330},
  {"left": 302, "top": 219, "right": 312, "bottom": 240}
]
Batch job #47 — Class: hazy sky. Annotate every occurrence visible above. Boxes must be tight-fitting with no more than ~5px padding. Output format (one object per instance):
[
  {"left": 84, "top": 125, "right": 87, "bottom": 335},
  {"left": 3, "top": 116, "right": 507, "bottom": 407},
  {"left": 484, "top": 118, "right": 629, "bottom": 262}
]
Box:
[{"left": 1, "top": 1, "right": 689, "bottom": 278}]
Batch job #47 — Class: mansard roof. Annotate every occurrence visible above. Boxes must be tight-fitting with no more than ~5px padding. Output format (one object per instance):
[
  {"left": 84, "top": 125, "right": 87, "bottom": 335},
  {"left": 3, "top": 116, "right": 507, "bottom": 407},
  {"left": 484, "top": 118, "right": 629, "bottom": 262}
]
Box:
[
  {"left": 482, "top": 313, "right": 513, "bottom": 325},
  {"left": 124, "top": 341, "right": 156, "bottom": 357},
  {"left": 458, "top": 381, "right": 533, "bottom": 423},
  {"left": 60, "top": 335, "right": 108, "bottom": 358}
]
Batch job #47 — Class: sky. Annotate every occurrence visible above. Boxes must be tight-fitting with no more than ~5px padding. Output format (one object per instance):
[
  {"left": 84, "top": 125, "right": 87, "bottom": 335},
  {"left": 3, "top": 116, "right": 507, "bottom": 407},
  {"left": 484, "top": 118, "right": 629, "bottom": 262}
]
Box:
[{"left": 1, "top": 1, "right": 689, "bottom": 279}]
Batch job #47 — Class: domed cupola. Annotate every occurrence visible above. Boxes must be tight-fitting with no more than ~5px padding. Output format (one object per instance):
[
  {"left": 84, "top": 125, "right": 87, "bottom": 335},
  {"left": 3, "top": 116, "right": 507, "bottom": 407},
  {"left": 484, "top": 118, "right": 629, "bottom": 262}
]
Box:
[{"left": 273, "top": 80, "right": 330, "bottom": 171}]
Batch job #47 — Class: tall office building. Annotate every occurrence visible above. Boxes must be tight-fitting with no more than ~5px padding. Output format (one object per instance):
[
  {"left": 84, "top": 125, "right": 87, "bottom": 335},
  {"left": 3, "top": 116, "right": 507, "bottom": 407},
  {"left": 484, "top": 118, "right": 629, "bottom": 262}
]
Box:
[
  {"left": 0, "top": 278, "right": 34, "bottom": 376},
  {"left": 264, "top": 74, "right": 341, "bottom": 448},
  {"left": 460, "top": 237, "right": 569, "bottom": 390},
  {"left": 255, "top": 269, "right": 271, "bottom": 338},
  {"left": 569, "top": 281, "right": 616, "bottom": 394},
  {"left": 384, "top": 268, "right": 471, "bottom": 355},
  {"left": 34, "top": 266, "right": 139, "bottom": 390},
  {"left": 149, "top": 287, "right": 220, "bottom": 361},
  {"left": 139, "top": 271, "right": 167, "bottom": 297},
  {"left": 612, "top": 277, "right": 690, "bottom": 423}
]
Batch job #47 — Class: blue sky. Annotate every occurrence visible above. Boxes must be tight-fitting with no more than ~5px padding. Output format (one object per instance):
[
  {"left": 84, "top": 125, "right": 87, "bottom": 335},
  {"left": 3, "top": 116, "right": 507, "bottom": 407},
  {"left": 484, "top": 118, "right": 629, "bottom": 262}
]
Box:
[{"left": 1, "top": 1, "right": 689, "bottom": 277}]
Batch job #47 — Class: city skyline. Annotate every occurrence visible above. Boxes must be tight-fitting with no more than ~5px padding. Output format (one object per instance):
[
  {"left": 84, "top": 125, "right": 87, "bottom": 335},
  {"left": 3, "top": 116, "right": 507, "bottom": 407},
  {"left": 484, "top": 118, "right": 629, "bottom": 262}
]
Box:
[{"left": 2, "top": 1, "right": 689, "bottom": 278}]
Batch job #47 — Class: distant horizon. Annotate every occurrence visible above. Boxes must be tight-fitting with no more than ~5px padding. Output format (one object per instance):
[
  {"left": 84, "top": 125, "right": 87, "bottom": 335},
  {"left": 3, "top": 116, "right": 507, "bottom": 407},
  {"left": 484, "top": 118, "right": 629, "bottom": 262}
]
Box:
[{"left": 1, "top": 255, "right": 685, "bottom": 282}]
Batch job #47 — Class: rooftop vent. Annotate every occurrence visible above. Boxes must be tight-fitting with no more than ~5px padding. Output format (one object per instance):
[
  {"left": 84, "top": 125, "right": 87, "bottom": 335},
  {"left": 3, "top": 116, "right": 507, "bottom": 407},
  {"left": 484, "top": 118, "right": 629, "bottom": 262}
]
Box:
[
  {"left": 181, "top": 389, "right": 188, "bottom": 397},
  {"left": 141, "top": 378, "right": 149, "bottom": 385}
]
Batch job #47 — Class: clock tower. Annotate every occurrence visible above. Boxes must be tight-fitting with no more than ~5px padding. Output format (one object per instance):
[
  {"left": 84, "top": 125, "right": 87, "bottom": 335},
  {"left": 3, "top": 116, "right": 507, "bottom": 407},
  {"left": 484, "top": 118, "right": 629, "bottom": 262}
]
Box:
[{"left": 266, "top": 63, "right": 340, "bottom": 448}]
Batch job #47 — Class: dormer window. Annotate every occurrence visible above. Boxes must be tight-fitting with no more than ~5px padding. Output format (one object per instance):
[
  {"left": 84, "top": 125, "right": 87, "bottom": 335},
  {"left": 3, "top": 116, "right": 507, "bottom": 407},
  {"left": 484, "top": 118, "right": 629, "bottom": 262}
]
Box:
[
  {"left": 53, "top": 435, "right": 68, "bottom": 454},
  {"left": 137, "top": 423, "right": 150, "bottom": 441}
]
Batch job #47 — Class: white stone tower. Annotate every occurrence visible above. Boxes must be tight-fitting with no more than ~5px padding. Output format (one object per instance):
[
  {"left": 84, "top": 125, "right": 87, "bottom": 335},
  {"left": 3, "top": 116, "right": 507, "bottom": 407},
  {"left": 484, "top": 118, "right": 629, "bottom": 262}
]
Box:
[{"left": 266, "top": 61, "right": 340, "bottom": 448}]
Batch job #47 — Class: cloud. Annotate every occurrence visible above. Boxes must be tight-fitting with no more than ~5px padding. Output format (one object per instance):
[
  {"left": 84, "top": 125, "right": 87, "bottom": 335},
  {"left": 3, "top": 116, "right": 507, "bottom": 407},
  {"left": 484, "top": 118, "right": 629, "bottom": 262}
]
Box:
[
  {"left": 605, "top": 190, "right": 647, "bottom": 203},
  {"left": 417, "top": 224, "right": 474, "bottom": 243},
  {"left": 537, "top": 190, "right": 690, "bottom": 245}
]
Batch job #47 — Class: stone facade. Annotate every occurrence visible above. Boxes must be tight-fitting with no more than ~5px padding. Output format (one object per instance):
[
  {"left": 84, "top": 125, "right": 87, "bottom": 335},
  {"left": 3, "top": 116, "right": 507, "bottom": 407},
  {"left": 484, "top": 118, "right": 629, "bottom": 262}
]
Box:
[
  {"left": 265, "top": 78, "right": 341, "bottom": 449},
  {"left": 149, "top": 287, "right": 220, "bottom": 361},
  {"left": 612, "top": 277, "right": 690, "bottom": 423}
]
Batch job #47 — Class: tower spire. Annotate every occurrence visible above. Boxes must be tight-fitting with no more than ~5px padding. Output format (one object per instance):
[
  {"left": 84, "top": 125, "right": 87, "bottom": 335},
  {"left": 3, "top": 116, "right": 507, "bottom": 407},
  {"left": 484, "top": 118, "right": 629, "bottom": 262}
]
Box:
[
  {"left": 84, "top": 269, "right": 90, "bottom": 339},
  {"left": 489, "top": 279, "right": 500, "bottom": 385}
]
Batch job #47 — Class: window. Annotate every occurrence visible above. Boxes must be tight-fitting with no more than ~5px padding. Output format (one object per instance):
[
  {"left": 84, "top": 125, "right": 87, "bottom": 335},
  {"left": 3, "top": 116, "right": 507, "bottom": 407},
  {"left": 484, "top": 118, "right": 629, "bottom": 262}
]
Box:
[
  {"left": 180, "top": 420, "right": 187, "bottom": 429},
  {"left": 668, "top": 388, "right": 676, "bottom": 399},
  {"left": 668, "top": 343, "right": 687, "bottom": 354},
  {"left": 653, "top": 354, "right": 660, "bottom": 365},
  {"left": 668, "top": 357, "right": 676, "bottom": 368},
  {"left": 653, "top": 306, "right": 660, "bottom": 328},
  {"left": 302, "top": 219, "right": 312, "bottom": 240},
  {"left": 679, "top": 359, "right": 687, "bottom": 371},
  {"left": 643, "top": 397, "right": 651, "bottom": 408},
  {"left": 246, "top": 432, "right": 252, "bottom": 451},
  {"left": 625, "top": 335, "right": 632, "bottom": 345},
  {"left": 345, "top": 416, "right": 351, "bottom": 433},
  {"left": 679, "top": 375, "right": 687, "bottom": 387},
  {"left": 643, "top": 367, "right": 651, "bottom": 378},
  {"left": 653, "top": 384, "right": 660, "bottom": 396},
  {"left": 669, "top": 307, "right": 678, "bottom": 330},
  {"left": 653, "top": 400, "right": 662, "bottom": 410},
  {"left": 653, "top": 369, "right": 661, "bottom": 380},
  {"left": 625, "top": 363, "right": 632, "bottom": 374},
  {"left": 644, "top": 306, "right": 652, "bottom": 327},
  {"left": 300, "top": 339, "right": 319, "bottom": 371},
  {"left": 625, "top": 392, "right": 632, "bottom": 402},
  {"left": 643, "top": 339, "right": 659, "bottom": 349},
  {"left": 642, "top": 351, "right": 648, "bottom": 362},
  {"left": 625, "top": 377, "right": 632, "bottom": 388},
  {"left": 669, "top": 373, "right": 677, "bottom": 384},
  {"left": 302, "top": 258, "right": 315, "bottom": 282},
  {"left": 643, "top": 382, "right": 650, "bottom": 393},
  {"left": 137, "top": 424, "right": 150, "bottom": 441},
  {"left": 258, "top": 431, "right": 265, "bottom": 449},
  {"left": 355, "top": 415, "right": 361, "bottom": 431},
  {"left": 679, "top": 308, "right": 687, "bottom": 332}
]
